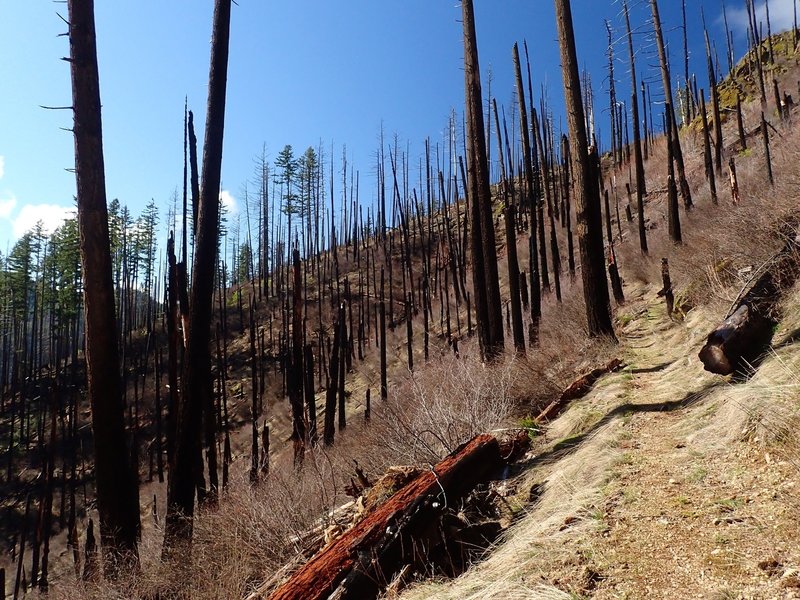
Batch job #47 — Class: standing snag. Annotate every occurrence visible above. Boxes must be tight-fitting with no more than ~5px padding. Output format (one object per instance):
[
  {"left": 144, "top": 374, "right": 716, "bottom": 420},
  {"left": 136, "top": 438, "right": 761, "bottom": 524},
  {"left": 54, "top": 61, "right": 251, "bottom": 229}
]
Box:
[
  {"left": 623, "top": 0, "right": 648, "bottom": 254},
  {"left": 67, "top": 0, "right": 140, "bottom": 575},
  {"left": 553, "top": 0, "right": 616, "bottom": 339},
  {"left": 165, "top": 0, "right": 233, "bottom": 551},
  {"left": 651, "top": 0, "right": 693, "bottom": 209},
  {"left": 462, "top": 0, "right": 504, "bottom": 360}
]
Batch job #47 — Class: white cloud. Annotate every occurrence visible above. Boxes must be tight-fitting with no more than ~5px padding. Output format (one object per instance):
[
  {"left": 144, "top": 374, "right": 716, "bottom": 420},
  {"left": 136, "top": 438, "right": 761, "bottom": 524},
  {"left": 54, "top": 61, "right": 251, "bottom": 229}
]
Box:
[
  {"left": 0, "top": 156, "right": 5, "bottom": 181},
  {"left": 220, "top": 190, "right": 238, "bottom": 214},
  {"left": 728, "top": 0, "right": 796, "bottom": 35},
  {"left": 0, "top": 195, "right": 17, "bottom": 219},
  {"left": 12, "top": 203, "right": 75, "bottom": 239}
]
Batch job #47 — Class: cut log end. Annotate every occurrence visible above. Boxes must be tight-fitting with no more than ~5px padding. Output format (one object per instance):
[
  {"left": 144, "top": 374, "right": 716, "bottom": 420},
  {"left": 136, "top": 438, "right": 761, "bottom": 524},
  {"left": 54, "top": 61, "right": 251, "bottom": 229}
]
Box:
[{"left": 698, "top": 343, "right": 734, "bottom": 376}]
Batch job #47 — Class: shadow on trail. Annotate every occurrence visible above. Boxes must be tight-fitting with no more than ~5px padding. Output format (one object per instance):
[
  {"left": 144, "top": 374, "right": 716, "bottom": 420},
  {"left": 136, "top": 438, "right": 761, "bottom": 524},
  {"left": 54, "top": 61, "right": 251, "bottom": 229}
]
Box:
[
  {"left": 629, "top": 361, "right": 675, "bottom": 374},
  {"left": 512, "top": 380, "right": 724, "bottom": 476}
]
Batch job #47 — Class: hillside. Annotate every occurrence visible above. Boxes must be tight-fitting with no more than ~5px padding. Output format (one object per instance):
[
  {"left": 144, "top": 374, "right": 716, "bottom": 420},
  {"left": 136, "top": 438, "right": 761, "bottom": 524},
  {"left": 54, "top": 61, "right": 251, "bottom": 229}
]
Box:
[
  {"left": 4, "top": 10, "right": 800, "bottom": 600},
  {"left": 396, "top": 36, "right": 800, "bottom": 599}
]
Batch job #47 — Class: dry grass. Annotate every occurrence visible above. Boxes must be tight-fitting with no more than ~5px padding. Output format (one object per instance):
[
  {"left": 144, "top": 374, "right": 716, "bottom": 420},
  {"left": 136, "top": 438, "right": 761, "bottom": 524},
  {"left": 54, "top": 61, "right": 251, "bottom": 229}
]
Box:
[{"left": 399, "top": 396, "right": 624, "bottom": 600}]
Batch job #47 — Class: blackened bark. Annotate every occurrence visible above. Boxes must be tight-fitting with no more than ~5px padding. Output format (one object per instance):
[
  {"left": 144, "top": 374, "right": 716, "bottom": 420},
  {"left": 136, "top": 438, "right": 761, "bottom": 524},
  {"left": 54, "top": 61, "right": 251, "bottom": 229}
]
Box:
[
  {"left": 462, "top": 0, "right": 504, "bottom": 359},
  {"left": 492, "top": 97, "right": 525, "bottom": 353},
  {"left": 67, "top": 0, "right": 140, "bottom": 574},
  {"left": 700, "top": 93, "right": 718, "bottom": 205},
  {"left": 165, "top": 0, "right": 232, "bottom": 550},
  {"left": 514, "top": 44, "right": 541, "bottom": 342},
  {"left": 290, "top": 249, "right": 306, "bottom": 463},
  {"left": 666, "top": 104, "right": 683, "bottom": 243},
  {"left": 624, "top": 1, "right": 648, "bottom": 254},
  {"left": 304, "top": 344, "right": 317, "bottom": 446},
  {"left": 554, "top": 0, "right": 616, "bottom": 339},
  {"left": 188, "top": 111, "right": 201, "bottom": 240},
  {"left": 651, "top": 0, "right": 693, "bottom": 208}
]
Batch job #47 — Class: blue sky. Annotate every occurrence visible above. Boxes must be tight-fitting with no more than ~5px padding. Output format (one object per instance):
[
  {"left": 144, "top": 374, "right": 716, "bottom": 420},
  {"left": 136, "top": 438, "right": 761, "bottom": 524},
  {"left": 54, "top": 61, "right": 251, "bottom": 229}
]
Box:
[{"left": 0, "top": 0, "right": 793, "bottom": 254}]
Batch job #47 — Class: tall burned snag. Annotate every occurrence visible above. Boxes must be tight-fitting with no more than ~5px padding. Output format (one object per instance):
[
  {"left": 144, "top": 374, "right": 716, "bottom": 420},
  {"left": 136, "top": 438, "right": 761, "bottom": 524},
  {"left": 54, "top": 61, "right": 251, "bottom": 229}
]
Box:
[
  {"left": 165, "top": 0, "right": 232, "bottom": 551},
  {"left": 462, "top": 0, "right": 504, "bottom": 360},
  {"left": 623, "top": 0, "right": 648, "bottom": 254},
  {"left": 249, "top": 298, "right": 260, "bottom": 484},
  {"left": 493, "top": 95, "right": 525, "bottom": 353},
  {"left": 67, "top": 0, "right": 140, "bottom": 574},
  {"left": 699, "top": 92, "right": 718, "bottom": 205},
  {"left": 289, "top": 249, "right": 306, "bottom": 464},
  {"left": 324, "top": 308, "right": 343, "bottom": 445},
  {"left": 554, "top": 0, "right": 616, "bottom": 339},
  {"left": 761, "top": 112, "right": 774, "bottom": 185},
  {"left": 651, "top": 0, "right": 693, "bottom": 209},
  {"left": 379, "top": 269, "right": 388, "bottom": 402},
  {"left": 666, "top": 105, "right": 683, "bottom": 243},
  {"left": 514, "top": 42, "right": 541, "bottom": 344}
]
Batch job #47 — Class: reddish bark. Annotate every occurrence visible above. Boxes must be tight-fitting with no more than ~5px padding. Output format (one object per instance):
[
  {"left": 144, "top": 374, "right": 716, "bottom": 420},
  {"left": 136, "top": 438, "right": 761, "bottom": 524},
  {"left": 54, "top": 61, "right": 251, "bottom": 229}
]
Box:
[
  {"left": 265, "top": 435, "right": 502, "bottom": 600},
  {"left": 536, "top": 358, "right": 625, "bottom": 423}
]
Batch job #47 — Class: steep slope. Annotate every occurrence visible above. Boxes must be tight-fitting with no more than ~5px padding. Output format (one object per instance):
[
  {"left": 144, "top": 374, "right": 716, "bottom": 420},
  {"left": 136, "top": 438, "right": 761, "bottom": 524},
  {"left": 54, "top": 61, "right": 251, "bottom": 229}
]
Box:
[{"left": 400, "top": 279, "right": 800, "bottom": 598}]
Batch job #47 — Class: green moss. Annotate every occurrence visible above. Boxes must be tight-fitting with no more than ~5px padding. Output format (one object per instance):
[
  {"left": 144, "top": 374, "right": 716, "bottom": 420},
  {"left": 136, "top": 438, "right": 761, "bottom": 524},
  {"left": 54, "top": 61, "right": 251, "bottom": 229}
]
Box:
[{"left": 687, "top": 466, "right": 708, "bottom": 483}]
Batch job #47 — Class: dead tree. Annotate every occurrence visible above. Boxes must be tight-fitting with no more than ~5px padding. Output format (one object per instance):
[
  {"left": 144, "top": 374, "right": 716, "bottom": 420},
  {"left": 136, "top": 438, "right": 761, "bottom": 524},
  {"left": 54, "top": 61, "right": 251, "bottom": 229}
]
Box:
[
  {"left": 67, "top": 0, "right": 140, "bottom": 574},
  {"left": 324, "top": 313, "right": 342, "bottom": 446},
  {"left": 699, "top": 92, "right": 718, "bottom": 205},
  {"left": 462, "top": 0, "right": 504, "bottom": 359},
  {"left": 704, "top": 23, "right": 723, "bottom": 175},
  {"left": 658, "top": 258, "right": 675, "bottom": 318},
  {"left": 624, "top": 1, "right": 648, "bottom": 254},
  {"left": 379, "top": 270, "right": 388, "bottom": 401},
  {"left": 493, "top": 96, "right": 525, "bottom": 353},
  {"left": 666, "top": 105, "right": 683, "bottom": 243},
  {"left": 165, "top": 0, "right": 232, "bottom": 550},
  {"left": 535, "top": 358, "right": 625, "bottom": 423},
  {"left": 761, "top": 112, "right": 774, "bottom": 186},
  {"left": 651, "top": 0, "right": 693, "bottom": 209},
  {"left": 737, "top": 95, "right": 747, "bottom": 151},
  {"left": 700, "top": 229, "right": 800, "bottom": 374},
  {"left": 264, "top": 435, "right": 505, "bottom": 600},
  {"left": 289, "top": 249, "right": 306, "bottom": 463},
  {"left": 554, "top": 0, "right": 616, "bottom": 339},
  {"left": 729, "top": 157, "right": 741, "bottom": 204}
]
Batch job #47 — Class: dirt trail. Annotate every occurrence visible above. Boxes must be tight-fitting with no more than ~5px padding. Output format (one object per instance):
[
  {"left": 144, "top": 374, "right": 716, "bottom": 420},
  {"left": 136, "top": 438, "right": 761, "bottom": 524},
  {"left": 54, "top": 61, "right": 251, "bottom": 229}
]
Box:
[{"left": 400, "top": 281, "right": 800, "bottom": 599}]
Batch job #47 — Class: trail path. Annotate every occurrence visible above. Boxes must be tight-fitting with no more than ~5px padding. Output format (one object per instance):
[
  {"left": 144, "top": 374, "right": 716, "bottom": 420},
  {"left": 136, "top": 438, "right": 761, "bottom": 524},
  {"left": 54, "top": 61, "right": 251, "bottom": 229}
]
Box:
[{"left": 401, "top": 282, "right": 800, "bottom": 599}]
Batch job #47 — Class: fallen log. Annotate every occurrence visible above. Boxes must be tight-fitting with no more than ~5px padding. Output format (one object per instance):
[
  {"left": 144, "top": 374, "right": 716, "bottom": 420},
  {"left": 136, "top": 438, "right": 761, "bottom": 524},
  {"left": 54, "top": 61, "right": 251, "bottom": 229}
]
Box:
[
  {"left": 699, "top": 229, "right": 800, "bottom": 375},
  {"left": 535, "top": 358, "right": 625, "bottom": 424},
  {"left": 264, "top": 434, "right": 503, "bottom": 600}
]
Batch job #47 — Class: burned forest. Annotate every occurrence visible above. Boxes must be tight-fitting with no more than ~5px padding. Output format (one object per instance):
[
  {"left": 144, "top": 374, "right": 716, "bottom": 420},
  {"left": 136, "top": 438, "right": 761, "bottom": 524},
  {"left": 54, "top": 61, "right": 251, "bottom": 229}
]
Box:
[{"left": 3, "top": 0, "right": 800, "bottom": 598}]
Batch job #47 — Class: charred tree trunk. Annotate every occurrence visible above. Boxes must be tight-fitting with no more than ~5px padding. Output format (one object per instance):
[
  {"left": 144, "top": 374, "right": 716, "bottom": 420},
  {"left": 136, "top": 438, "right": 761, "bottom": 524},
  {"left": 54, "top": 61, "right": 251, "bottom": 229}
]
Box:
[
  {"left": 515, "top": 43, "right": 542, "bottom": 343},
  {"left": 554, "top": 0, "right": 616, "bottom": 339},
  {"left": 289, "top": 249, "right": 306, "bottom": 464},
  {"left": 700, "top": 231, "right": 800, "bottom": 374},
  {"left": 700, "top": 93, "right": 718, "bottom": 205},
  {"left": 324, "top": 313, "right": 342, "bottom": 446},
  {"left": 651, "top": 0, "right": 693, "bottom": 209},
  {"left": 462, "top": 0, "right": 504, "bottom": 360},
  {"left": 493, "top": 95, "right": 525, "bottom": 353},
  {"left": 67, "top": 0, "right": 140, "bottom": 573},
  {"left": 264, "top": 435, "right": 505, "bottom": 600},
  {"left": 165, "top": 0, "right": 232, "bottom": 551},
  {"left": 624, "top": 1, "right": 648, "bottom": 254},
  {"left": 762, "top": 112, "right": 774, "bottom": 186},
  {"left": 737, "top": 95, "right": 747, "bottom": 151},
  {"left": 666, "top": 104, "right": 683, "bottom": 243}
]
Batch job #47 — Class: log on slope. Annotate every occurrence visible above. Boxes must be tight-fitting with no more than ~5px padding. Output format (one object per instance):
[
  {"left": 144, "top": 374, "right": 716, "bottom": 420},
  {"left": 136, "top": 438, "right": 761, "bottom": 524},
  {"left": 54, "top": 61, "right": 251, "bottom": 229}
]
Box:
[{"left": 265, "top": 434, "right": 503, "bottom": 600}]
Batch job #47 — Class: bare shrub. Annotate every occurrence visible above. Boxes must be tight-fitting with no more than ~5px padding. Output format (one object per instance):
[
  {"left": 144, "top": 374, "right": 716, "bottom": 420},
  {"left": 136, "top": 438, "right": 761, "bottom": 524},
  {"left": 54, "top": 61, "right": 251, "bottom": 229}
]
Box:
[{"left": 372, "top": 352, "right": 516, "bottom": 463}]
